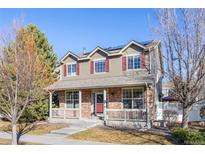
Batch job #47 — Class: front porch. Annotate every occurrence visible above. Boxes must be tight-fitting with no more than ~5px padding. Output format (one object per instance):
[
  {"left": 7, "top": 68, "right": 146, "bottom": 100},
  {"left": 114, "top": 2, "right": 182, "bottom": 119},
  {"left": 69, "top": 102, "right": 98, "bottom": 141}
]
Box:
[{"left": 48, "top": 86, "right": 154, "bottom": 128}]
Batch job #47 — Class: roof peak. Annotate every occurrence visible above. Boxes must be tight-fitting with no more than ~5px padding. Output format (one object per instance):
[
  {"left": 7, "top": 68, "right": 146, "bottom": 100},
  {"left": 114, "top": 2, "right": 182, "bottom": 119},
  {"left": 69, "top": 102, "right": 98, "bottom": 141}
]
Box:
[{"left": 60, "top": 39, "right": 155, "bottom": 62}]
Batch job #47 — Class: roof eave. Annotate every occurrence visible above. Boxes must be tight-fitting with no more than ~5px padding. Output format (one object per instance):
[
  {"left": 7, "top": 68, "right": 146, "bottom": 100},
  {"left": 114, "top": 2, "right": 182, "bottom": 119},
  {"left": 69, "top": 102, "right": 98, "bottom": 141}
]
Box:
[
  {"left": 119, "top": 40, "right": 147, "bottom": 54},
  {"left": 59, "top": 51, "right": 80, "bottom": 63}
]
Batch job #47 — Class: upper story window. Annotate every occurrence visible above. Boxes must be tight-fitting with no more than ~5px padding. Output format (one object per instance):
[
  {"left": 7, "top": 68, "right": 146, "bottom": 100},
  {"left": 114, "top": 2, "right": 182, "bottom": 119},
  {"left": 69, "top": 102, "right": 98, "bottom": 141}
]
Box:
[
  {"left": 127, "top": 55, "right": 141, "bottom": 70},
  {"left": 67, "top": 63, "right": 76, "bottom": 76},
  {"left": 94, "top": 59, "right": 106, "bottom": 73}
]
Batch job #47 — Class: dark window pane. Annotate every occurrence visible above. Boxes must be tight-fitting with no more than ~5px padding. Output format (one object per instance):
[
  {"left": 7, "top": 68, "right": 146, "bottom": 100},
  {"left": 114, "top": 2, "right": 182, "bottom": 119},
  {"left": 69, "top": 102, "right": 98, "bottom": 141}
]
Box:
[
  {"left": 74, "top": 100, "right": 79, "bottom": 108},
  {"left": 123, "top": 99, "right": 132, "bottom": 109},
  {"left": 97, "top": 94, "right": 103, "bottom": 103},
  {"left": 72, "top": 64, "right": 76, "bottom": 73},
  {"left": 68, "top": 65, "right": 72, "bottom": 75},
  {"left": 134, "top": 56, "right": 141, "bottom": 69},
  {"left": 133, "top": 99, "right": 144, "bottom": 109},
  {"left": 123, "top": 89, "right": 132, "bottom": 98},
  {"left": 133, "top": 89, "right": 143, "bottom": 98},
  {"left": 66, "top": 100, "right": 73, "bottom": 108},
  {"left": 128, "top": 56, "right": 133, "bottom": 69},
  {"left": 73, "top": 91, "right": 79, "bottom": 99}
]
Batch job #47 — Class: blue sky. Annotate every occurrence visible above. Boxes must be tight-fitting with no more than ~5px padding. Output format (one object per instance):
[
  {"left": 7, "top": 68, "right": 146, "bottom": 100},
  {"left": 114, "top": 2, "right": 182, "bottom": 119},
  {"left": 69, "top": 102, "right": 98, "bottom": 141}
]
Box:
[{"left": 0, "top": 9, "right": 156, "bottom": 60}]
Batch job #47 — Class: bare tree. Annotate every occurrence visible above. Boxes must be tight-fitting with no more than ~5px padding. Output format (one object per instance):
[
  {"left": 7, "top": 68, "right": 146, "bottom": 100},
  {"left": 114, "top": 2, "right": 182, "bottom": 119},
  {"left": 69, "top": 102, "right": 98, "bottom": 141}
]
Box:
[
  {"left": 154, "top": 9, "right": 205, "bottom": 128},
  {"left": 0, "top": 21, "right": 49, "bottom": 144}
]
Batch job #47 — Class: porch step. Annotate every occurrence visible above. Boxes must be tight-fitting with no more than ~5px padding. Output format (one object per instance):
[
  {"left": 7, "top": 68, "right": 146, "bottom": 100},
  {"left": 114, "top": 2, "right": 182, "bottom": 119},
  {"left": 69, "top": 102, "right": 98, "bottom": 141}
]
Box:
[{"left": 91, "top": 114, "right": 104, "bottom": 120}]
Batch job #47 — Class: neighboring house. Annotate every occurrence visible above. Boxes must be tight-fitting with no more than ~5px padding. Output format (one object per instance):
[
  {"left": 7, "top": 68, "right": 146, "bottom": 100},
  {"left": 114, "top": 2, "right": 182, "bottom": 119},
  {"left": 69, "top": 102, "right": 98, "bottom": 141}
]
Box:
[
  {"left": 159, "top": 82, "right": 205, "bottom": 122},
  {"left": 46, "top": 40, "right": 163, "bottom": 128}
]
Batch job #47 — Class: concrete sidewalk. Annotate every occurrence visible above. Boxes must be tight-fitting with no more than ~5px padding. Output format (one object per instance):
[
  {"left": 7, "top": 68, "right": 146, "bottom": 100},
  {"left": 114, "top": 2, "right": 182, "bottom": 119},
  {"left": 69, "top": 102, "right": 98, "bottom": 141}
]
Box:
[
  {"left": 0, "top": 131, "right": 110, "bottom": 145},
  {"left": 50, "top": 119, "right": 103, "bottom": 135},
  {"left": 0, "top": 119, "right": 108, "bottom": 145}
]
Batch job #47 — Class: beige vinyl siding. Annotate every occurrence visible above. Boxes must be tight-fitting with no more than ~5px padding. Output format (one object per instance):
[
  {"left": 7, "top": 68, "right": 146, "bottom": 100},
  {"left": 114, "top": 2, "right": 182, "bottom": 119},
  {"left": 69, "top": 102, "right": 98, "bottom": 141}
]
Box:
[{"left": 61, "top": 44, "right": 150, "bottom": 80}]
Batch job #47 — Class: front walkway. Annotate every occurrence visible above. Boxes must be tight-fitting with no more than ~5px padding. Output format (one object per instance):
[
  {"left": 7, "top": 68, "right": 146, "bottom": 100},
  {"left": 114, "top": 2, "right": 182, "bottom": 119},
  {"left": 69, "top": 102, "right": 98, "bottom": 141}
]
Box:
[
  {"left": 0, "top": 119, "right": 109, "bottom": 145},
  {"left": 0, "top": 131, "right": 110, "bottom": 145},
  {"left": 50, "top": 119, "right": 103, "bottom": 135}
]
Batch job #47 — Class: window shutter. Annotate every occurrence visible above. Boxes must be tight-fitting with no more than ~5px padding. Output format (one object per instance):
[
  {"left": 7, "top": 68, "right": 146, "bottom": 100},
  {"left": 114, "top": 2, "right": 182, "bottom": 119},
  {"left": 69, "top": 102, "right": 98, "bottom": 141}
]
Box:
[
  {"left": 105, "top": 58, "right": 109, "bottom": 72},
  {"left": 63, "top": 64, "right": 67, "bottom": 77},
  {"left": 141, "top": 53, "right": 145, "bottom": 69},
  {"left": 76, "top": 63, "right": 80, "bottom": 75},
  {"left": 90, "top": 61, "right": 94, "bottom": 74},
  {"left": 122, "top": 56, "right": 126, "bottom": 71}
]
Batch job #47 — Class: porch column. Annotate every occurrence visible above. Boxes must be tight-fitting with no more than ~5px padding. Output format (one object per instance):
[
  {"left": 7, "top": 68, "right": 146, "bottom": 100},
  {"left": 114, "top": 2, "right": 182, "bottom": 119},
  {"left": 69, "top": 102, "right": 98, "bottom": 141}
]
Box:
[
  {"left": 146, "top": 84, "right": 151, "bottom": 129},
  {"left": 79, "top": 90, "right": 82, "bottom": 119},
  {"left": 103, "top": 89, "right": 107, "bottom": 120},
  {"left": 49, "top": 91, "right": 53, "bottom": 121}
]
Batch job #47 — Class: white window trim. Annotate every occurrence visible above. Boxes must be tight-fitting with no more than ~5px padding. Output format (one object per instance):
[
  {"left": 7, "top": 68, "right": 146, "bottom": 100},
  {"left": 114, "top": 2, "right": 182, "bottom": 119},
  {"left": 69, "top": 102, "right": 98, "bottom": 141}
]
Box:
[
  {"left": 67, "top": 62, "right": 77, "bottom": 77},
  {"left": 121, "top": 87, "right": 145, "bottom": 109},
  {"left": 93, "top": 58, "right": 106, "bottom": 74},
  {"left": 126, "top": 54, "right": 143, "bottom": 71},
  {"left": 65, "top": 90, "right": 80, "bottom": 109}
]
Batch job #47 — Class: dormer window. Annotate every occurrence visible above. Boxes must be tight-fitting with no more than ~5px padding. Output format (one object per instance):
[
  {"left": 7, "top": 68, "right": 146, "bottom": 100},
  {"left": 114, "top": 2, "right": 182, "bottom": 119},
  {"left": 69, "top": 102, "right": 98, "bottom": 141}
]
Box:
[
  {"left": 127, "top": 55, "right": 141, "bottom": 70},
  {"left": 94, "top": 59, "right": 106, "bottom": 73},
  {"left": 67, "top": 63, "right": 76, "bottom": 76}
]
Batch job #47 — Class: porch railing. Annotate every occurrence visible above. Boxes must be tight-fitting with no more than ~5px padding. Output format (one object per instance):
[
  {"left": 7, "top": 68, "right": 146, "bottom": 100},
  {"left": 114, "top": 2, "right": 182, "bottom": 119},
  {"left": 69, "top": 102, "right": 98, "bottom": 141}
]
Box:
[
  {"left": 105, "top": 109, "right": 146, "bottom": 122},
  {"left": 51, "top": 108, "right": 79, "bottom": 119}
]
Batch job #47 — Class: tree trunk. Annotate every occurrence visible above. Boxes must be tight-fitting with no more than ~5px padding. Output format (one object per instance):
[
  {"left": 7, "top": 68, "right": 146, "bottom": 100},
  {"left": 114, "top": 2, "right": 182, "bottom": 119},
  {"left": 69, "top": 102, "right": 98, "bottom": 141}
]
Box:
[
  {"left": 182, "top": 106, "right": 192, "bottom": 128},
  {"left": 11, "top": 121, "right": 17, "bottom": 145}
]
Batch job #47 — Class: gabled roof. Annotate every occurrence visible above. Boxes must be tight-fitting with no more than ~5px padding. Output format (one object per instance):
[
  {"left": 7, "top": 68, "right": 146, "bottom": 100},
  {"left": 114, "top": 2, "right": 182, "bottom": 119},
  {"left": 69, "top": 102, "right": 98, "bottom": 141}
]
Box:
[
  {"left": 119, "top": 40, "right": 147, "bottom": 53},
  {"left": 87, "top": 46, "right": 110, "bottom": 58},
  {"left": 60, "top": 51, "right": 80, "bottom": 62},
  {"left": 59, "top": 40, "right": 155, "bottom": 63}
]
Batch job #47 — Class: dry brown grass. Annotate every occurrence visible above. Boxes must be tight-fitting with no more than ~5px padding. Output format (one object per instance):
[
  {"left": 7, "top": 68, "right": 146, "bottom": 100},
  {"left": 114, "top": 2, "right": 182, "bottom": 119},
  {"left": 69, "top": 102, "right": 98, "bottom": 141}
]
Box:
[
  {"left": 0, "top": 120, "right": 68, "bottom": 135},
  {"left": 0, "top": 138, "right": 43, "bottom": 145},
  {"left": 27, "top": 123, "right": 68, "bottom": 135},
  {"left": 69, "top": 126, "right": 174, "bottom": 145},
  {"left": 0, "top": 138, "right": 11, "bottom": 145}
]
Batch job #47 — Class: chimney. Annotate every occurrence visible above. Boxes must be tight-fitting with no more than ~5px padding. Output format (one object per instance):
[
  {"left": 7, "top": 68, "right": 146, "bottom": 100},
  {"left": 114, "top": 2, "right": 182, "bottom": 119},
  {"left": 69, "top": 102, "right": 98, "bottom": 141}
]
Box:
[{"left": 83, "top": 47, "right": 86, "bottom": 54}]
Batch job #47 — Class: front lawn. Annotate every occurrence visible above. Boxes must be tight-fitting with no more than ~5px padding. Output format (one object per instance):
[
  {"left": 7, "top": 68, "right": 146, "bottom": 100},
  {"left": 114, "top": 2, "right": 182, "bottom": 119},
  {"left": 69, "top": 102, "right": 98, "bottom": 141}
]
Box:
[
  {"left": 0, "top": 138, "right": 12, "bottom": 145},
  {"left": 68, "top": 126, "right": 175, "bottom": 145},
  {"left": 0, "top": 138, "right": 43, "bottom": 145},
  {"left": 0, "top": 120, "right": 68, "bottom": 135}
]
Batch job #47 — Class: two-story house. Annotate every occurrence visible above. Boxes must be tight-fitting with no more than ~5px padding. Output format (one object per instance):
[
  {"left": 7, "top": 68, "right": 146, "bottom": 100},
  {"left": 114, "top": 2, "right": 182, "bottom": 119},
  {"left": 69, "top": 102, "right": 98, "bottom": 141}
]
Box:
[{"left": 46, "top": 40, "right": 163, "bottom": 128}]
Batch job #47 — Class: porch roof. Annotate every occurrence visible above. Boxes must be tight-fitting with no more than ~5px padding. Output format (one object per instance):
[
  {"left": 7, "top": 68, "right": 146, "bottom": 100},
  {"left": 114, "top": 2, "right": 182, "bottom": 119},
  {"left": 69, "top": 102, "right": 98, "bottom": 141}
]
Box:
[{"left": 45, "top": 76, "right": 154, "bottom": 91}]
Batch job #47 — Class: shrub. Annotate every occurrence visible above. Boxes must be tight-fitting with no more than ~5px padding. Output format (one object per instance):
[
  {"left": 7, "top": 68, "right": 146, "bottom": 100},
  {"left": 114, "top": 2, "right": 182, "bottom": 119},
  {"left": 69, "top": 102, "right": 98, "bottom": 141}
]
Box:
[
  {"left": 172, "top": 127, "right": 205, "bottom": 145},
  {"left": 21, "top": 99, "right": 49, "bottom": 122},
  {"left": 185, "top": 131, "right": 205, "bottom": 145},
  {"left": 199, "top": 128, "right": 205, "bottom": 133},
  {"left": 172, "top": 127, "right": 189, "bottom": 143}
]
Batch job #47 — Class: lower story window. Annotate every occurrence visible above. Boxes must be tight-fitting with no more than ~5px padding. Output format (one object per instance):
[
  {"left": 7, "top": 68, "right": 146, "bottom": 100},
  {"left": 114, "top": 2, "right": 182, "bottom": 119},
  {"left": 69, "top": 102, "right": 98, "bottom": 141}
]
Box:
[
  {"left": 122, "top": 88, "right": 144, "bottom": 109},
  {"left": 65, "top": 91, "right": 79, "bottom": 108}
]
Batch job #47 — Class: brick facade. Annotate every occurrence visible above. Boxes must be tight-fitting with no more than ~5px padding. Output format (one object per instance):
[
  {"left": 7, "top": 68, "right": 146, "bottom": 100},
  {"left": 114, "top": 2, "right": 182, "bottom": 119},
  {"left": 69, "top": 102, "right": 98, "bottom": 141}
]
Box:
[
  {"left": 56, "top": 86, "right": 155, "bottom": 120},
  {"left": 81, "top": 89, "right": 92, "bottom": 118},
  {"left": 108, "top": 88, "right": 122, "bottom": 109}
]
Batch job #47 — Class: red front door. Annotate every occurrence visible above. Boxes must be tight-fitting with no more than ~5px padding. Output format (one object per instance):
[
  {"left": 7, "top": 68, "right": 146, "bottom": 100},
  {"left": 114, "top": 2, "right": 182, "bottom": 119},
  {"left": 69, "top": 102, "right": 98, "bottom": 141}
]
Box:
[{"left": 96, "top": 93, "right": 104, "bottom": 113}]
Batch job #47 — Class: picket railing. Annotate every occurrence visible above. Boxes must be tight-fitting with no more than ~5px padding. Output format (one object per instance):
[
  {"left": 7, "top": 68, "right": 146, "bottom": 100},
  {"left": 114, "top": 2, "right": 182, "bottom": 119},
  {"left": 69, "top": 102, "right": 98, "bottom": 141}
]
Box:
[
  {"left": 51, "top": 108, "right": 79, "bottom": 119},
  {"left": 105, "top": 109, "right": 146, "bottom": 121}
]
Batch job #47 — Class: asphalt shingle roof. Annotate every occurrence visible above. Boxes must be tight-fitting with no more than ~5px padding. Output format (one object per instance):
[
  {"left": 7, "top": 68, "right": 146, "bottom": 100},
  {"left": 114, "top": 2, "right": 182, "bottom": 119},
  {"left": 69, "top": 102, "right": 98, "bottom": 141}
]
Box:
[{"left": 46, "top": 75, "right": 154, "bottom": 91}]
